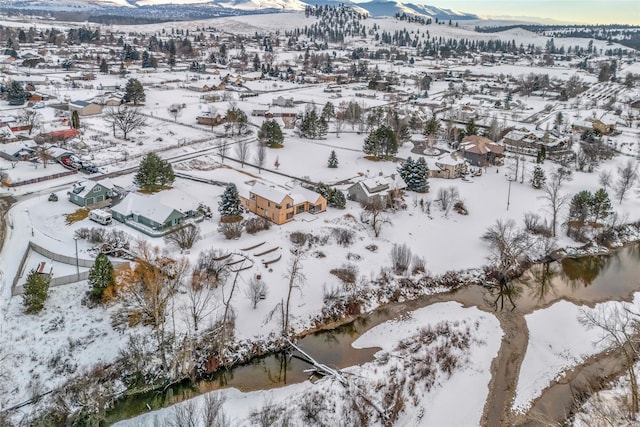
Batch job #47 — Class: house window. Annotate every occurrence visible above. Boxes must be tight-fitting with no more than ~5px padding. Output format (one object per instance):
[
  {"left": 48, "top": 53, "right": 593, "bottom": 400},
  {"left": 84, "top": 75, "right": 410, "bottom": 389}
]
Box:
[
  {"left": 93, "top": 187, "right": 101, "bottom": 193},
  {"left": 275, "top": 204, "right": 281, "bottom": 209},
  {"left": 250, "top": 194, "right": 256, "bottom": 200},
  {"left": 286, "top": 202, "right": 293, "bottom": 208}
]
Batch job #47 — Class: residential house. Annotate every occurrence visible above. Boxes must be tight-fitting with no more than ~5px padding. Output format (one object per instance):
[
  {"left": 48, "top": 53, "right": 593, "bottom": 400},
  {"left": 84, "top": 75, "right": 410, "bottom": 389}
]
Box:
[
  {"left": 429, "top": 153, "right": 468, "bottom": 179},
  {"left": 0, "top": 140, "right": 36, "bottom": 161},
  {"left": 0, "top": 126, "right": 17, "bottom": 142},
  {"left": 67, "top": 181, "right": 114, "bottom": 207},
  {"left": 272, "top": 96, "right": 294, "bottom": 108},
  {"left": 68, "top": 100, "right": 103, "bottom": 116},
  {"left": 502, "top": 128, "right": 571, "bottom": 157},
  {"left": 239, "top": 182, "right": 326, "bottom": 225},
  {"left": 347, "top": 174, "right": 407, "bottom": 206},
  {"left": 111, "top": 193, "right": 186, "bottom": 235},
  {"left": 459, "top": 135, "right": 504, "bottom": 166}
]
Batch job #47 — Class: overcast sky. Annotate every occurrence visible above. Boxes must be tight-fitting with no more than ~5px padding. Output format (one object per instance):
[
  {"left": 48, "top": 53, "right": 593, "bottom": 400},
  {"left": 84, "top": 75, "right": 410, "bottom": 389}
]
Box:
[{"left": 409, "top": 1, "right": 640, "bottom": 25}]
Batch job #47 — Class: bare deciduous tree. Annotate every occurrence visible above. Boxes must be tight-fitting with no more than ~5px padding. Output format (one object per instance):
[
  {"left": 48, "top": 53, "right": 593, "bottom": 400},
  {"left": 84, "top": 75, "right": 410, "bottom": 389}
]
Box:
[
  {"left": 269, "top": 250, "right": 306, "bottom": 335},
  {"left": 184, "top": 269, "right": 217, "bottom": 333},
  {"left": 615, "top": 159, "right": 638, "bottom": 204},
  {"left": 482, "top": 219, "right": 531, "bottom": 279},
  {"left": 164, "top": 224, "right": 200, "bottom": 250},
  {"left": 390, "top": 243, "right": 412, "bottom": 275},
  {"left": 579, "top": 303, "right": 640, "bottom": 418},
  {"left": 437, "top": 186, "right": 459, "bottom": 216},
  {"left": 192, "top": 249, "right": 230, "bottom": 288},
  {"left": 18, "top": 108, "right": 41, "bottom": 135},
  {"left": 255, "top": 141, "right": 267, "bottom": 173},
  {"left": 541, "top": 174, "right": 569, "bottom": 237},
  {"left": 235, "top": 139, "right": 251, "bottom": 168},
  {"left": 598, "top": 169, "right": 613, "bottom": 191},
  {"left": 362, "top": 196, "right": 389, "bottom": 238},
  {"left": 118, "top": 242, "right": 189, "bottom": 367},
  {"left": 202, "top": 393, "right": 229, "bottom": 427},
  {"left": 245, "top": 276, "right": 266, "bottom": 309},
  {"left": 167, "top": 104, "right": 182, "bottom": 122},
  {"left": 35, "top": 144, "right": 53, "bottom": 169},
  {"left": 104, "top": 105, "right": 147, "bottom": 140},
  {"left": 216, "top": 139, "right": 229, "bottom": 163}
]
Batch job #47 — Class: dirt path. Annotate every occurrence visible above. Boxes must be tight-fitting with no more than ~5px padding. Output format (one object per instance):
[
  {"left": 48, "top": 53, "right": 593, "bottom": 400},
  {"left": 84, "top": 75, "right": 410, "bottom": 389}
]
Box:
[
  {"left": 482, "top": 311, "right": 529, "bottom": 426},
  {"left": 0, "top": 195, "right": 16, "bottom": 253}
]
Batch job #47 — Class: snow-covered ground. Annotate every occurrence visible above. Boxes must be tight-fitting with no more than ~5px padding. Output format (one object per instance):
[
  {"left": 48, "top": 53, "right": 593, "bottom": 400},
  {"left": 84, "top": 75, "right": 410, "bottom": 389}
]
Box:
[
  {"left": 0, "top": 9, "right": 639, "bottom": 425},
  {"left": 114, "top": 302, "right": 502, "bottom": 427}
]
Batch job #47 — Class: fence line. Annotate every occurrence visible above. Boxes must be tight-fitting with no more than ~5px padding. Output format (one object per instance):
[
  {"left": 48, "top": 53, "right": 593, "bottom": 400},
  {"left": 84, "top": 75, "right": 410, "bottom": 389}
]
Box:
[
  {"left": 7, "top": 170, "right": 77, "bottom": 187},
  {"left": 11, "top": 241, "right": 126, "bottom": 296}
]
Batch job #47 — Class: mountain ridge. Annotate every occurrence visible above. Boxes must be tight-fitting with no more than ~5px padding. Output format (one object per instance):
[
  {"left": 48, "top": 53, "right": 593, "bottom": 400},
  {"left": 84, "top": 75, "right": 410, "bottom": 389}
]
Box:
[{"left": 2, "top": 0, "right": 480, "bottom": 21}]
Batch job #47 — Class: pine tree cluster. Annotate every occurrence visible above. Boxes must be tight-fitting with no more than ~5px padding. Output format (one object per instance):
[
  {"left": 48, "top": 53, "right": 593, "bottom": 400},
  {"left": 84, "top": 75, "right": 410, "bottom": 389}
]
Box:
[
  {"left": 315, "top": 182, "right": 346, "bottom": 209},
  {"left": 397, "top": 156, "right": 430, "bottom": 193},
  {"left": 363, "top": 125, "right": 399, "bottom": 160}
]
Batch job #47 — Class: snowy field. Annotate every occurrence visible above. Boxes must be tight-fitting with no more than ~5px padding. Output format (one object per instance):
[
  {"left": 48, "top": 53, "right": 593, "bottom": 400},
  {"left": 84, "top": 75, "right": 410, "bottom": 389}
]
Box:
[{"left": 514, "top": 293, "right": 640, "bottom": 413}]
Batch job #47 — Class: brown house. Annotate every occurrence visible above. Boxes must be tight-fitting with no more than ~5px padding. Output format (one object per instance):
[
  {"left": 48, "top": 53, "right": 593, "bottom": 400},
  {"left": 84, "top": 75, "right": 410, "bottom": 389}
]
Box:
[
  {"left": 239, "top": 182, "right": 326, "bottom": 225},
  {"left": 459, "top": 135, "right": 504, "bottom": 166}
]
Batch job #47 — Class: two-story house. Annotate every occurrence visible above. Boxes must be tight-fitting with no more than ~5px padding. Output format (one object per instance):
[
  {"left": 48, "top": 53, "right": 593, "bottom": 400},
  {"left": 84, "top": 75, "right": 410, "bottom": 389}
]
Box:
[{"left": 239, "top": 182, "right": 326, "bottom": 225}]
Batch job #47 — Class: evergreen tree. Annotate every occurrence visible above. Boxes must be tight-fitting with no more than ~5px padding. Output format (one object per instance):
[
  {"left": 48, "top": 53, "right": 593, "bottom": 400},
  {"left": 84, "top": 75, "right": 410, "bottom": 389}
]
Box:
[
  {"left": 71, "top": 110, "right": 80, "bottom": 129},
  {"left": 124, "top": 78, "right": 145, "bottom": 104},
  {"left": 317, "top": 116, "right": 328, "bottom": 138},
  {"left": 530, "top": 165, "right": 546, "bottom": 189},
  {"left": 218, "top": 183, "right": 243, "bottom": 217},
  {"left": 423, "top": 116, "right": 440, "bottom": 137},
  {"left": 327, "top": 150, "right": 338, "bottom": 168},
  {"left": 397, "top": 156, "right": 414, "bottom": 184},
  {"left": 363, "top": 125, "right": 398, "bottom": 160},
  {"left": 300, "top": 109, "right": 319, "bottom": 138},
  {"left": 568, "top": 190, "right": 593, "bottom": 225},
  {"left": 88, "top": 253, "right": 114, "bottom": 303},
  {"left": 315, "top": 182, "right": 346, "bottom": 209},
  {"left": 22, "top": 269, "right": 50, "bottom": 314},
  {"left": 134, "top": 152, "right": 175, "bottom": 191},
  {"left": 257, "top": 120, "right": 284, "bottom": 147},
  {"left": 6, "top": 80, "right": 27, "bottom": 105},
  {"left": 463, "top": 118, "right": 478, "bottom": 137},
  {"left": 99, "top": 58, "right": 109, "bottom": 74},
  {"left": 321, "top": 101, "right": 335, "bottom": 121},
  {"left": 398, "top": 156, "right": 429, "bottom": 192},
  {"left": 412, "top": 157, "right": 430, "bottom": 193},
  {"left": 591, "top": 188, "right": 612, "bottom": 223},
  {"left": 141, "top": 51, "right": 156, "bottom": 68}
]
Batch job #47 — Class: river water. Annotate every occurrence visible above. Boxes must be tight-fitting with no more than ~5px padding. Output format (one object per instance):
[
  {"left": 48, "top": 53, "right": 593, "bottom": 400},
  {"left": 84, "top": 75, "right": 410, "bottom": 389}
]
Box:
[{"left": 108, "top": 243, "right": 640, "bottom": 425}]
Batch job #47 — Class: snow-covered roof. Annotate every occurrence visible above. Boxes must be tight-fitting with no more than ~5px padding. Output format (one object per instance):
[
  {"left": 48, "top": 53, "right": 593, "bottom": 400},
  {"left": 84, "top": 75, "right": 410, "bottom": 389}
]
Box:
[
  {"left": 68, "top": 180, "right": 110, "bottom": 198},
  {"left": 289, "top": 185, "right": 322, "bottom": 205},
  {"left": 249, "top": 182, "right": 290, "bottom": 204},
  {"left": 353, "top": 174, "right": 407, "bottom": 197},
  {"left": 0, "top": 140, "right": 35, "bottom": 156},
  {"left": 436, "top": 153, "right": 467, "bottom": 166},
  {"left": 460, "top": 136, "right": 504, "bottom": 155},
  {"left": 0, "top": 126, "right": 16, "bottom": 140},
  {"left": 112, "top": 193, "right": 182, "bottom": 224}
]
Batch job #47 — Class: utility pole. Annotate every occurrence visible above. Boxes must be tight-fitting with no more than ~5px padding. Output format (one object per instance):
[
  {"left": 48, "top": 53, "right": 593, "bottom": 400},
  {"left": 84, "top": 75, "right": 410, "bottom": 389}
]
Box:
[{"left": 74, "top": 237, "right": 79, "bottom": 280}]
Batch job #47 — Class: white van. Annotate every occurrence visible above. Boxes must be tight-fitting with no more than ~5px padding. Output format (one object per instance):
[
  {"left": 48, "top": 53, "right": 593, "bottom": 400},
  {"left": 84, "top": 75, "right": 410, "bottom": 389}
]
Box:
[{"left": 89, "top": 209, "right": 112, "bottom": 225}]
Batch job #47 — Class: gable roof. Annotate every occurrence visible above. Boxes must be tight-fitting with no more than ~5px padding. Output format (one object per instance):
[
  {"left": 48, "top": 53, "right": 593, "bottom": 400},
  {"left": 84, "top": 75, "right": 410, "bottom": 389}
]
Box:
[
  {"left": 249, "top": 182, "right": 290, "bottom": 204},
  {"left": 69, "top": 180, "right": 110, "bottom": 198},
  {"left": 351, "top": 175, "right": 406, "bottom": 197},
  {"left": 289, "top": 185, "right": 323, "bottom": 205},
  {"left": 460, "top": 135, "right": 504, "bottom": 155},
  {"left": 112, "top": 193, "right": 184, "bottom": 224}
]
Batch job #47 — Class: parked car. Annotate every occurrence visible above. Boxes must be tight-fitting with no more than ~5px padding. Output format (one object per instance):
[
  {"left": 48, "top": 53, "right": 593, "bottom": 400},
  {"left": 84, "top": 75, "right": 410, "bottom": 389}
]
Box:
[{"left": 32, "top": 101, "right": 45, "bottom": 109}]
